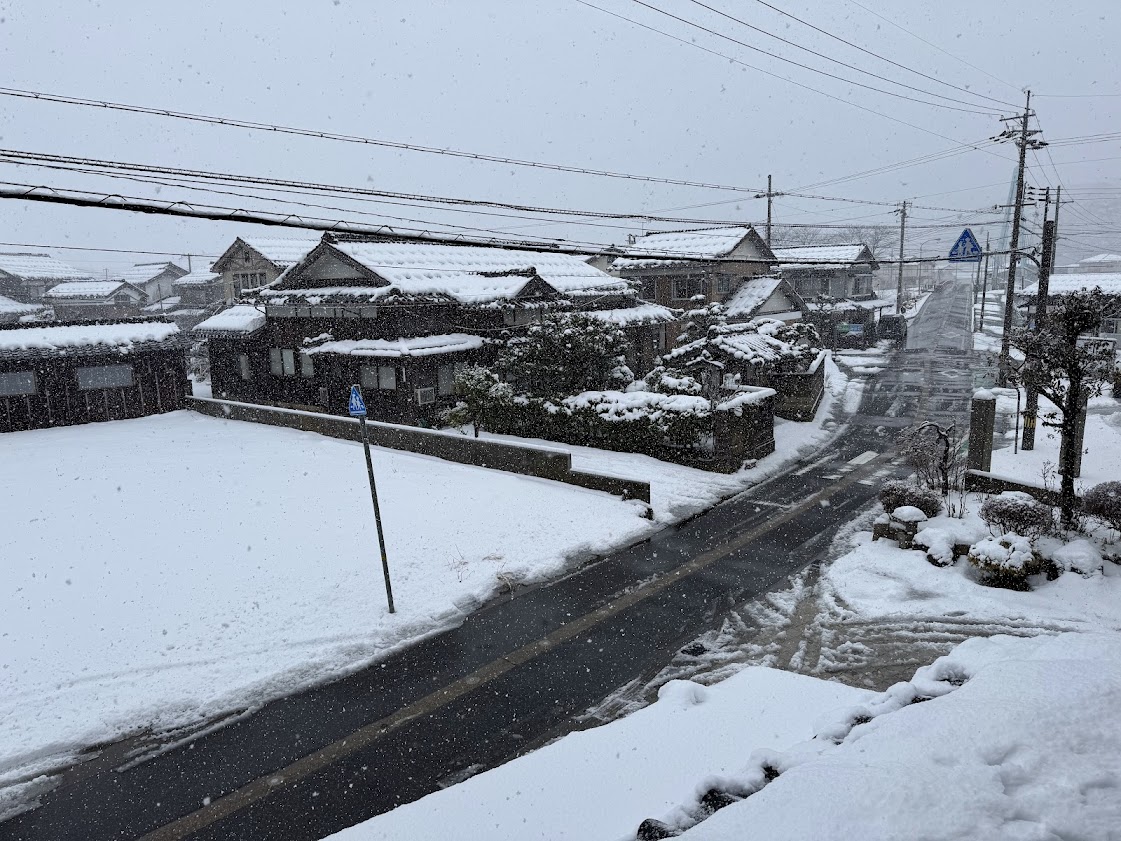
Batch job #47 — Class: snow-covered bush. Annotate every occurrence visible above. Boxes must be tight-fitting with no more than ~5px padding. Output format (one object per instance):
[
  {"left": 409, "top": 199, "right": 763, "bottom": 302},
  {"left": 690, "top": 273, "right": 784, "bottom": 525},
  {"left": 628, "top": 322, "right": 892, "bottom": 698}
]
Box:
[
  {"left": 1048, "top": 538, "right": 1103, "bottom": 578},
  {"left": 967, "top": 532, "right": 1044, "bottom": 589},
  {"left": 1082, "top": 481, "right": 1121, "bottom": 533},
  {"left": 913, "top": 526, "right": 955, "bottom": 567},
  {"left": 979, "top": 491, "right": 1053, "bottom": 539},
  {"left": 877, "top": 480, "right": 942, "bottom": 519}
]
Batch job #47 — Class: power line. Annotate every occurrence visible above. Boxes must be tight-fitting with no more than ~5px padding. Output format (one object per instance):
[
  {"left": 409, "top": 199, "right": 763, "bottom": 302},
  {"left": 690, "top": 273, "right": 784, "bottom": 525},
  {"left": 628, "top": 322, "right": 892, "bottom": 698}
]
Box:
[
  {"left": 0, "top": 241, "right": 217, "bottom": 258},
  {"left": 844, "top": 0, "right": 1020, "bottom": 94},
  {"left": 574, "top": 0, "right": 1014, "bottom": 161},
  {"left": 0, "top": 86, "right": 770, "bottom": 196},
  {"left": 620, "top": 0, "right": 1000, "bottom": 115},
  {"left": 680, "top": 0, "right": 1012, "bottom": 112}
]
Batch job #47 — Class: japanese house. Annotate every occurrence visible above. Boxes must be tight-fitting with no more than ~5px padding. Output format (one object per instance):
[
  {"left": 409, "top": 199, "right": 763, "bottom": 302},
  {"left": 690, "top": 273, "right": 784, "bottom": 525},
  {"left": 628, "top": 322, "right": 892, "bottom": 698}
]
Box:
[
  {"left": 196, "top": 234, "right": 654, "bottom": 426},
  {"left": 0, "top": 252, "right": 94, "bottom": 303},
  {"left": 43, "top": 280, "right": 147, "bottom": 321},
  {"left": 210, "top": 237, "right": 318, "bottom": 302},
  {"left": 611, "top": 226, "right": 778, "bottom": 343},
  {"left": 0, "top": 295, "right": 46, "bottom": 325},
  {"left": 173, "top": 269, "right": 225, "bottom": 308},
  {"left": 722, "top": 274, "right": 806, "bottom": 324},
  {"left": 115, "top": 261, "right": 188, "bottom": 305},
  {"left": 0, "top": 318, "right": 187, "bottom": 433},
  {"left": 771, "top": 243, "right": 879, "bottom": 301},
  {"left": 1018, "top": 273, "right": 1121, "bottom": 346}
]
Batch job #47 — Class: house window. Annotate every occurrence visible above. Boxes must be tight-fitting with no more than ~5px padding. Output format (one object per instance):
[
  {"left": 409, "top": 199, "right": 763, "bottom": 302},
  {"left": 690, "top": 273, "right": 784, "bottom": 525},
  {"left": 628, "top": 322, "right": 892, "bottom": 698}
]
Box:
[
  {"left": 1103, "top": 318, "right": 1119, "bottom": 335},
  {"left": 715, "top": 276, "right": 734, "bottom": 295},
  {"left": 0, "top": 370, "right": 37, "bottom": 397},
  {"left": 361, "top": 365, "right": 397, "bottom": 390},
  {"left": 437, "top": 364, "right": 456, "bottom": 396},
  {"left": 300, "top": 353, "right": 315, "bottom": 378},
  {"left": 232, "top": 272, "right": 266, "bottom": 296},
  {"left": 671, "top": 277, "right": 702, "bottom": 301},
  {"left": 114, "top": 293, "right": 132, "bottom": 305},
  {"left": 269, "top": 348, "right": 297, "bottom": 377},
  {"left": 238, "top": 354, "right": 252, "bottom": 381},
  {"left": 415, "top": 386, "right": 436, "bottom": 406},
  {"left": 76, "top": 364, "right": 134, "bottom": 390}
]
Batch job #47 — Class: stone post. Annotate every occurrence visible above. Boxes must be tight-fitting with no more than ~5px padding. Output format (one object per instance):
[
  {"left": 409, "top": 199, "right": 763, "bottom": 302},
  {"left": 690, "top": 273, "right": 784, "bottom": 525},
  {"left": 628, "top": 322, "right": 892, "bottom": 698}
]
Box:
[{"left": 967, "top": 389, "right": 996, "bottom": 472}]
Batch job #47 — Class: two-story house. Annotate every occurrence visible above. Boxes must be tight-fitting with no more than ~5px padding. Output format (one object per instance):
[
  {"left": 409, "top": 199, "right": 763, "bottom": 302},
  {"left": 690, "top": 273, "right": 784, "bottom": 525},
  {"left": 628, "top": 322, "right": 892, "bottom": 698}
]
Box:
[
  {"left": 210, "top": 237, "right": 319, "bottom": 302},
  {"left": 116, "top": 262, "right": 189, "bottom": 305},
  {"left": 0, "top": 252, "right": 94, "bottom": 303},
  {"left": 771, "top": 243, "right": 879, "bottom": 301}
]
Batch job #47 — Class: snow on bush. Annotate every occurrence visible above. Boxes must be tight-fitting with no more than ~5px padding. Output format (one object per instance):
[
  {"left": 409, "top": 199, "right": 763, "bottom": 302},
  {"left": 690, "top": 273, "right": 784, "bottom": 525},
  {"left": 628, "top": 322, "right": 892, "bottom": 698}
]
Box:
[
  {"left": 1083, "top": 481, "right": 1121, "bottom": 533},
  {"left": 967, "top": 532, "right": 1044, "bottom": 589},
  {"left": 877, "top": 479, "right": 942, "bottom": 519},
  {"left": 912, "top": 526, "right": 955, "bottom": 567},
  {"left": 979, "top": 490, "right": 1053, "bottom": 539},
  {"left": 1048, "top": 538, "right": 1103, "bottom": 578},
  {"left": 891, "top": 505, "right": 928, "bottom": 523}
]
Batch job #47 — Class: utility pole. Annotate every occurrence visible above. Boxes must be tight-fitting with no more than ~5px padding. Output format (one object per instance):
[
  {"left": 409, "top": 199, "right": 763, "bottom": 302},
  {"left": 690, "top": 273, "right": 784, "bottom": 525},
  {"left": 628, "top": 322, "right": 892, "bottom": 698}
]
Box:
[
  {"left": 978, "top": 232, "right": 991, "bottom": 332},
  {"left": 895, "top": 200, "right": 908, "bottom": 315},
  {"left": 186, "top": 253, "right": 193, "bottom": 272},
  {"left": 755, "top": 175, "right": 783, "bottom": 247},
  {"left": 997, "top": 90, "right": 1045, "bottom": 386},
  {"left": 1022, "top": 186, "right": 1051, "bottom": 451}
]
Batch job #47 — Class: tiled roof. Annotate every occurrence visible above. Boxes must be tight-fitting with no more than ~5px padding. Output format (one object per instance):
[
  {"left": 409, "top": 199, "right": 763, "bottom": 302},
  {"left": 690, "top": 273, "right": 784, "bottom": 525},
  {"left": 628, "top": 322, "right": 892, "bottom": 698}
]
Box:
[
  {"left": 241, "top": 238, "right": 319, "bottom": 268},
  {"left": 43, "top": 281, "right": 131, "bottom": 300},
  {"left": 1020, "top": 272, "right": 1121, "bottom": 297},
  {"left": 582, "top": 303, "right": 679, "bottom": 326},
  {"left": 0, "top": 295, "right": 43, "bottom": 316},
  {"left": 115, "top": 262, "right": 184, "bottom": 286},
  {"left": 613, "top": 226, "right": 757, "bottom": 269},
  {"left": 192, "top": 304, "right": 266, "bottom": 336},
  {"left": 772, "top": 244, "right": 874, "bottom": 268},
  {"left": 305, "top": 333, "right": 486, "bottom": 358},
  {"left": 724, "top": 275, "right": 786, "bottom": 317},
  {"left": 0, "top": 321, "right": 180, "bottom": 357},
  {"left": 0, "top": 252, "right": 94, "bottom": 282},
  {"left": 173, "top": 270, "right": 222, "bottom": 287},
  {"left": 1079, "top": 253, "right": 1121, "bottom": 264}
]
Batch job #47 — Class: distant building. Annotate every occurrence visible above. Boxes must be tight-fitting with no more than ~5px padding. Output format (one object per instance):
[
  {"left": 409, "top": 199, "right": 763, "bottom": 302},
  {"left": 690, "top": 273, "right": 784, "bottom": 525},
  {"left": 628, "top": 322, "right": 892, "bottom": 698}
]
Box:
[
  {"left": 0, "top": 295, "right": 46, "bottom": 325},
  {"left": 196, "top": 234, "right": 653, "bottom": 424},
  {"left": 115, "top": 261, "right": 188, "bottom": 304},
  {"left": 1018, "top": 272, "right": 1121, "bottom": 346},
  {"left": 43, "top": 280, "right": 147, "bottom": 321},
  {"left": 210, "top": 237, "right": 319, "bottom": 302},
  {"left": 172, "top": 269, "right": 224, "bottom": 309},
  {"left": 771, "top": 243, "right": 879, "bottom": 301},
  {"left": 1053, "top": 253, "right": 1121, "bottom": 276},
  {"left": 0, "top": 253, "right": 95, "bottom": 303},
  {"left": 0, "top": 319, "right": 187, "bottom": 433},
  {"left": 611, "top": 226, "right": 778, "bottom": 344},
  {"left": 721, "top": 275, "right": 806, "bottom": 324}
]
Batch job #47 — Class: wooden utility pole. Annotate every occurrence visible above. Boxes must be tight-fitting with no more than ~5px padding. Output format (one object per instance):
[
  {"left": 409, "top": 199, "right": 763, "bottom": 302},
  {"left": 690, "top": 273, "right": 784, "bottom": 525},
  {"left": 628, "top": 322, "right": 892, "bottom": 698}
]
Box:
[
  {"left": 998, "top": 90, "right": 1036, "bottom": 387},
  {"left": 755, "top": 175, "right": 782, "bottom": 247},
  {"left": 978, "top": 232, "right": 991, "bottom": 332},
  {"left": 895, "top": 201, "right": 908, "bottom": 314},
  {"left": 1022, "top": 186, "right": 1051, "bottom": 451}
]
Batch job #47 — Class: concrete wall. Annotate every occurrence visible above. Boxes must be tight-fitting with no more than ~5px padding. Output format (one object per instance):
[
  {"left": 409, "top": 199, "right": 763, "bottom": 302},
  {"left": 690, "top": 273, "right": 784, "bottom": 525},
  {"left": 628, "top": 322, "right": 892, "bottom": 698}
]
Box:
[
  {"left": 964, "top": 470, "right": 1065, "bottom": 507},
  {"left": 766, "top": 350, "right": 827, "bottom": 421},
  {"left": 186, "top": 396, "right": 651, "bottom": 503}
]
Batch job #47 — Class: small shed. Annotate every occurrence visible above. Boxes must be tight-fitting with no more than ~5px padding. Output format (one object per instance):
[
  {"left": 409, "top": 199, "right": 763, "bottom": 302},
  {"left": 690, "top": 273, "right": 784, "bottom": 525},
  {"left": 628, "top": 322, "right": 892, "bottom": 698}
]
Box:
[{"left": 0, "top": 319, "right": 187, "bottom": 433}]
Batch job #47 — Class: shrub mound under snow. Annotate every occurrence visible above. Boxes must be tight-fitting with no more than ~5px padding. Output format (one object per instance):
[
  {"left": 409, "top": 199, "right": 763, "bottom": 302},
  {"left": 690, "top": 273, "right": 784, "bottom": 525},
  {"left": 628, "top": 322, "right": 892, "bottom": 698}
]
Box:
[
  {"left": 1048, "top": 538, "right": 1103, "bottom": 578},
  {"left": 979, "top": 490, "right": 1053, "bottom": 539},
  {"left": 877, "top": 480, "right": 942, "bottom": 519},
  {"left": 967, "top": 532, "right": 1045, "bottom": 589},
  {"left": 1083, "top": 481, "right": 1121, "bottom": 533},
  {"left": 912, "top": 526, "right": 955, "bottom": 566}
]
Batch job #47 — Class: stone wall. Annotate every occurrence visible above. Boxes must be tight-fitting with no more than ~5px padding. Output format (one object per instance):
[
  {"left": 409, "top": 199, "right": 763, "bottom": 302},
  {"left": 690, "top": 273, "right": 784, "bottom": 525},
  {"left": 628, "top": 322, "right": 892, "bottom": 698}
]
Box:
[{"left": 186, "top": 396, "right": 651, "bottom": 503}]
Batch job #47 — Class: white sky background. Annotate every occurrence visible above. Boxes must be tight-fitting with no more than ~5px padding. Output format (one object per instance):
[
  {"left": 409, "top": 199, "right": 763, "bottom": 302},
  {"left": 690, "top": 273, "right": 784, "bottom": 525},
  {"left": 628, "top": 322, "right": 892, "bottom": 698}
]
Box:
[{"left": 1, "top": 0, "right": 1119, "bottom": 275}]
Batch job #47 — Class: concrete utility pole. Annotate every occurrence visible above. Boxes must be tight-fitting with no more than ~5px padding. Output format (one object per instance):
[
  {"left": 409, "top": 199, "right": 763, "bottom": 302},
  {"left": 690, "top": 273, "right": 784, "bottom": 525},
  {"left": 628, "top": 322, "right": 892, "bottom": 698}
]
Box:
[
  {"left": 978, "top": 233, "right": 991, "bottom": 332},
  {"left": 755, "top": 175, "right": 783, "bottom": 247},
  {"left": 1022, "top": 186, "right": 1051, "bottom": 451},
  {"left": 895, "top": 200, "right": 908, "bottom": 314},
  {"left": 998, "top": 90, "right": 1042, "bottom": 387}
]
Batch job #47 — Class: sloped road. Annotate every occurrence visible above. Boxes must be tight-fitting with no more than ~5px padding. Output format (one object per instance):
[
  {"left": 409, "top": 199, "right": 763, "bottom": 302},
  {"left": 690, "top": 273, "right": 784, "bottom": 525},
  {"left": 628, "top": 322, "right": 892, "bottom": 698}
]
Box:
[{"left": 1, "top": 280, "right": 978, "bottom": 841}]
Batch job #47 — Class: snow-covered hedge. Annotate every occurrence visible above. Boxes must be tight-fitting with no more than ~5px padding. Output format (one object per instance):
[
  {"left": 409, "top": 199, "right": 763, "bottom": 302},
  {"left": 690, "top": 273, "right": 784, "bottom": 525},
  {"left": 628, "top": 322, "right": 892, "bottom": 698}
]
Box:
[
  {"left": 1083, "top": 481, "right": 1121, "bottom": 533},
  {"left": 967, "top": 532, "right": 1045, "bottom": 589},
  {"left": 877, "top": 480, "right": 942, "bottom": 519},
  {"left": 979, "top": 491, "right": 1053, "bottom": 539}
]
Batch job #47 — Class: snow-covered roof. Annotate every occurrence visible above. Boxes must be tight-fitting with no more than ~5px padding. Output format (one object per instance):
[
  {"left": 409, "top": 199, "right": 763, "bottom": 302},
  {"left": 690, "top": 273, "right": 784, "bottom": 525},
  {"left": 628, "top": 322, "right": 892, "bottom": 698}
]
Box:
[
  {"left": 582, "top": 303, "right": 678, "bottom": 326},
  {"left": 612, "top": 226, "right": 758, "bottom": 270},
  {"left": 115, "top": 262, "right": 183, "bottom": 286},
  {"left": 273, "top": 241, "right": 628, "bottom": 304},
  {"left": 0, "top": 320, "right": 180, "bottom": 358},
  {"left": 173, "top": 270, "right": 221, "bottom": 287},
  {"left": 664, "top": 326, "right": 796, "bottom": 367},
  {"left": 43, "top": 280, "right": 133, "bottom": 300},
  {"left": 0, "top": 294, "right": 43, "bottom": 316},
  {"left": 772, "top": 243, "right": 874, "bottom": 269},
  {"left": 1079, "top": 253, "right": 1121, "bottom": 264},
  {"left": 724, "top": 275, "right": 786, "bottom": 317},
  {"left": 304, "top": 333, "right": 486, "bottom": 358},
  {"left": 241, "top": 238, "right": 319, "bottom": 268},
  {"left": 1021, "top": 272, "right": 1121, "bottom": 297},
  {"left": 0, "top": 252, "right": 94, "bottom": 282},
  {"left": 193, "top": 304, "right": 266, "bottom": 337},
  {"left": 142, "top": 297, "right": 182, "bottom": 312}
]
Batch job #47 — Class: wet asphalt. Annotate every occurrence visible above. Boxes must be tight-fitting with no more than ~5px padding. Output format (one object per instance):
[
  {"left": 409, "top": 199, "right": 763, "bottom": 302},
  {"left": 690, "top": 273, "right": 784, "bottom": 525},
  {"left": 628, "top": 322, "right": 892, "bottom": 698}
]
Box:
[{"left": 1, "top": 279, "right": 979, "bottom": 841}]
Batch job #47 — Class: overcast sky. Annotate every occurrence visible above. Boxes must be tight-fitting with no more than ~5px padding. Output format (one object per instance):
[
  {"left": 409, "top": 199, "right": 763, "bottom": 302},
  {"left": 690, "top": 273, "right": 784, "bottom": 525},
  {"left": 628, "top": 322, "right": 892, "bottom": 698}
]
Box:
[{"left": 1, "top": 0, "right": 1118, "bottom": 275}]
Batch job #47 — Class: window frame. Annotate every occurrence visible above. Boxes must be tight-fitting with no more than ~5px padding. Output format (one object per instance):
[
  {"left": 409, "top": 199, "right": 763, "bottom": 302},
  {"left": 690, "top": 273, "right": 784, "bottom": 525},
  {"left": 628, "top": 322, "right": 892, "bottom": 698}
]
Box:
[
  {"left": 238, "top": 353, "right": 252, "bottom": 381},
  {"left": 75, "top": 363, "right": 134, "bottom": 391},
  {"left": 437, "top": 364, "right": 456, "bottom": 396},
  {"left": 0, "top": 370, "right": 37, "bottom": 397}
]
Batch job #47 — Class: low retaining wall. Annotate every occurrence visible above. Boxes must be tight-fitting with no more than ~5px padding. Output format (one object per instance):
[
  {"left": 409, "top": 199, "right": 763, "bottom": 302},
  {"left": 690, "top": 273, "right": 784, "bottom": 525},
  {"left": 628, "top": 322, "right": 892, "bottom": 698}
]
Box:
[
  {"left": 187, "top": 396, "right": 651, "bottom": 503},
  {"left": 964, "top": 469, "right": 1066, "bottom": 507},
  {"left": 768, "top": 351, "right": 827, "bottom": 421}
]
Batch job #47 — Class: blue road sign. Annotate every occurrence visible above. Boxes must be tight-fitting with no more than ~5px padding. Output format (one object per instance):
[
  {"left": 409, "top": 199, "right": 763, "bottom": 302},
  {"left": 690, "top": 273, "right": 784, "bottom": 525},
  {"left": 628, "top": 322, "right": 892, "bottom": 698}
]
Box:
[
  {"left": 348, "top": 385, "right": 368, "bottom": 417},
  {"left": 948, "top": 228, "right": 983, "bottom": 262}
]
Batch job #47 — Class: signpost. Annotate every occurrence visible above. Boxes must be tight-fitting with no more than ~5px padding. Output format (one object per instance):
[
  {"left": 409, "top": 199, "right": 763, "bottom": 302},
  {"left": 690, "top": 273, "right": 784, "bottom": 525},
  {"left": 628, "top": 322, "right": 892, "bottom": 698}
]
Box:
[
  {"left": 349, "top": 384, "right": 396, "bottom": 614},
  {"left": 948, "top": 228, "right": 983, "bottom": 263}
]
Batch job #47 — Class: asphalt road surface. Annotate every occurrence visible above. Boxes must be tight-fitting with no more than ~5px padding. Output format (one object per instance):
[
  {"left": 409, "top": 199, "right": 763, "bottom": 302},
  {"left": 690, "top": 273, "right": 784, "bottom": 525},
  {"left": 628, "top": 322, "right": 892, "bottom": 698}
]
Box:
[{"left": 1, "top": 279, "right": 979, "bottom": 841}]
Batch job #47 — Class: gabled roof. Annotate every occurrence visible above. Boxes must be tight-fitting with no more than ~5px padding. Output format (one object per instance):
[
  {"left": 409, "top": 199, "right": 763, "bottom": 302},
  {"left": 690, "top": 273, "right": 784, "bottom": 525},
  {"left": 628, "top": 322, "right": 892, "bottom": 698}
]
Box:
[
  {"left": 193, "top": 304, "right": 267, "bottom": 337},
  {"left": 115, "top": 262, "right": 187, "bottom": 286},
  {"left": 0, "top": 252, "right": 94, "bottom": 283},
  {"left": 268, "top": 238, "right": 627, "bottom": 305},
  {"left": 173, "top": 269, "right": 222, "bottom": 287},
  {"left": 1079, "top": 253, "right": 1121, "bottom": 264},
  {"left": 723, "top": 275, "right": 804, "bottom": 318},
  {"left": 0, "top": 319, "right": 181, "bottom": 359},
  {"left": 772, "top": 243, "right": 878, "bottom": 270},
  {"left": 211, "top": 237, "right": 319, "bottom": 273},
  {"left": 43, "top": 280, "right": 145, "bottom": 300},
  {"left": 1020, "top": 272, "right": 1121, "bottom": 297},
  {"left": 612, "top": 226, "right": 775, "bottom": 270}
]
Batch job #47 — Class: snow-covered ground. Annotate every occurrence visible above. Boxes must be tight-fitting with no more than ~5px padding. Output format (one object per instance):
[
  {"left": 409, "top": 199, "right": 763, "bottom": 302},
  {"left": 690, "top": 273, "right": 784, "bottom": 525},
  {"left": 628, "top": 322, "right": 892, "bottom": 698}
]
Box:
[
  {"left": 477, "top": 355, "right": 856, "bottom": 524},
  {"left": 0, "top": 411, "right": 658, "bottom": 816}
]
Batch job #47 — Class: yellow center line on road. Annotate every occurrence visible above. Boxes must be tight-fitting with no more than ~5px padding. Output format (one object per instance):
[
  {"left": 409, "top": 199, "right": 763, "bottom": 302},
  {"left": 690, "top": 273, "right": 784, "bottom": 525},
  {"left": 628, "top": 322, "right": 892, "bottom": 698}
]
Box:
[{"left": 139, "top": 451, "right": 897, "bottom": 841}]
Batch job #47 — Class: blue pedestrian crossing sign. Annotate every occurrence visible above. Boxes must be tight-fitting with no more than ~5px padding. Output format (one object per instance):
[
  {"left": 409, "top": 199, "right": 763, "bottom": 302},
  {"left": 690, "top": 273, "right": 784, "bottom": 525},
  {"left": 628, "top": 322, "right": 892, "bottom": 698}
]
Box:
[
  {"left": 948, "top": 228, "right": 983, "bottom": 262},
  {"left": 347, "top": 385, "right": 367, "bottom": 417}
]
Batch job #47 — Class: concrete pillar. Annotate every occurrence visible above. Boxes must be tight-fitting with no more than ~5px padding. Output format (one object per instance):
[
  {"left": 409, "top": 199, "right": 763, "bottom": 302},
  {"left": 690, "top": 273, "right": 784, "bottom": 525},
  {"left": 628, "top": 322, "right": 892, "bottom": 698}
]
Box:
[{"left": 967, "top": 389, "right": 996, "bottom": 472}]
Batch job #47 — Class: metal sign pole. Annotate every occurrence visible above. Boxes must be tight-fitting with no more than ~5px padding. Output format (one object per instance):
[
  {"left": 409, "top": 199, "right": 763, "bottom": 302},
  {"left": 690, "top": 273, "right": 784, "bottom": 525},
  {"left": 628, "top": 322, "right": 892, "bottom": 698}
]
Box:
[{"left": 349, "top": 384, "right": 395, "bottom": 614}]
